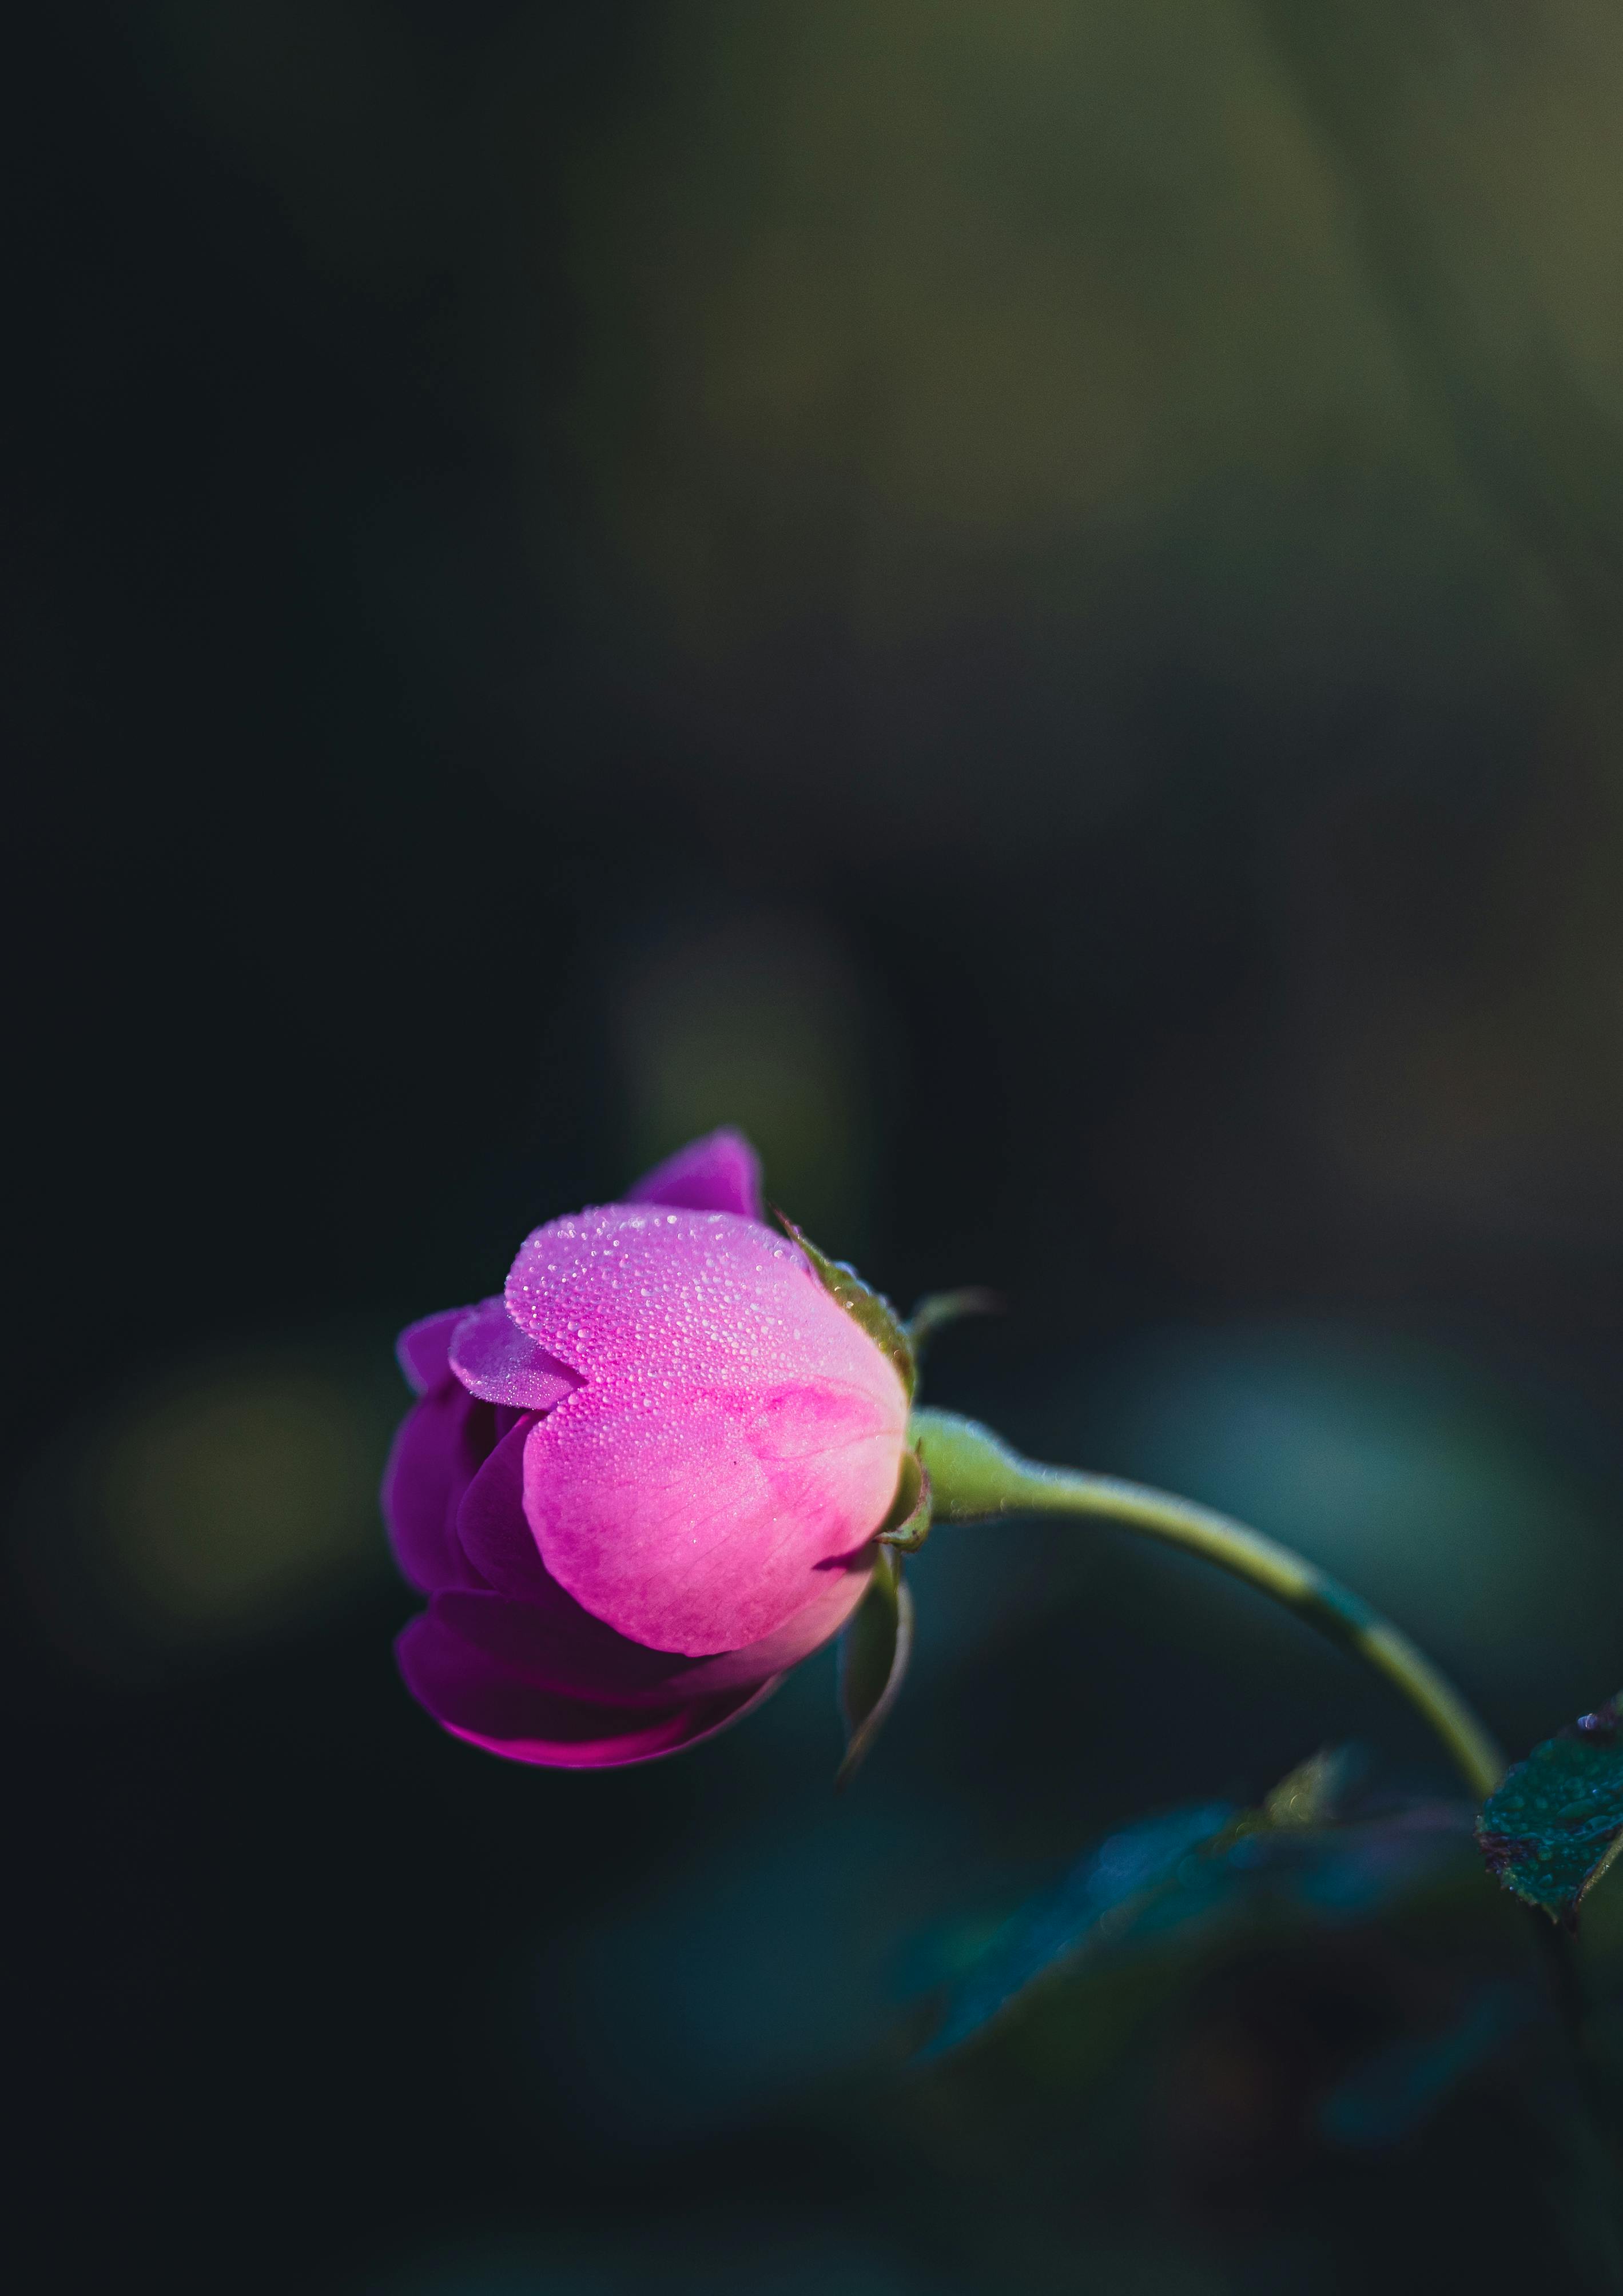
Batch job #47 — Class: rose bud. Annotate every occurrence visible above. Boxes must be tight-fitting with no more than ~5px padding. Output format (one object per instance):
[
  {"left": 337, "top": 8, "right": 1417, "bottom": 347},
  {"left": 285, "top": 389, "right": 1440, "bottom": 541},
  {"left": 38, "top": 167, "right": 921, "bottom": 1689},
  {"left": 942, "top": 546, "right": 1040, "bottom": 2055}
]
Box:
[{"left": 383, "top": 1130, "right": 921, "bottom": 1769}]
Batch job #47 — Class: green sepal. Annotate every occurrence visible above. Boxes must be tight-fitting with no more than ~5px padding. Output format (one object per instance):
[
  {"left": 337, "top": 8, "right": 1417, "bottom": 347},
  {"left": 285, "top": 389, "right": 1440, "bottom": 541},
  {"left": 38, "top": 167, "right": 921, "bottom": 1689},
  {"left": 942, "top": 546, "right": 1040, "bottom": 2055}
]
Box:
[
  {"left": 775, "top": 1212, "right": 916, "bottom": 1399},
  {"left": 837, "top": 1545, "right": 914, "bottom": 1787},
  {"left": 1477, "top": 1692, "right": 1623, "bottom": 1926},
  {"left": 876, "top": 1442, "right": 932, "bottom": 1553},
  {"left": 905, "top": 1288, "right": 1001, "bottom": 1365}
]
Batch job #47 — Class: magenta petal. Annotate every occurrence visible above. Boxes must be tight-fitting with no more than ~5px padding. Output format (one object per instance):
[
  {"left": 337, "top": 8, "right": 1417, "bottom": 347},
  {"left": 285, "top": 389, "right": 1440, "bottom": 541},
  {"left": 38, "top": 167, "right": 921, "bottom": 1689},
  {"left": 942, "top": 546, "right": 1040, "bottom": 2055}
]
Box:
[
  {"left": 455, "top": 1416, "right": 554, "bottom": 1599},
  {"left": 449, "top": 1297, "right": 582, "bottom": 1412},
  {"left": 428, "top": 1550, "right": 871, "bottom": 1709},
  {"left": 396, "top": 1306, "right": 471, "bottom": 1397},
  {"left": 396, "top": 1609, "right": 781, "bottom": 1768},
  {"left": 624, "top": 1128, "right": 765, "bottom": 1222},
  {"left": 380, "top": 1387, "right": 498, "bottom": 1595},
  {"left": 449, "top": 1681, "right": 780, "bottom": 1768}
]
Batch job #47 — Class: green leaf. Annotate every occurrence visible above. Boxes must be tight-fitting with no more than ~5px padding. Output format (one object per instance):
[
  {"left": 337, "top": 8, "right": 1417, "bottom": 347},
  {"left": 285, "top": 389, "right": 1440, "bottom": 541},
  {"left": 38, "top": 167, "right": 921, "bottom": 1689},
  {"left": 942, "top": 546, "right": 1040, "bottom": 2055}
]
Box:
[
  {"left": 775, "top": 1213, "right": 916, "bottom": 1398},
  {"left": 920, "top": 1747, "right": 1369, "bottom": 2058},
  {"left": 837, "top": 1546, "right": 913, "bottom": 1786},
  {"left": 1252, "top": 1745, "right": 1351, "bottom": 1832},
  {"left": 1477, "top": 1692, "right": 1623, "bottom": 1924}
]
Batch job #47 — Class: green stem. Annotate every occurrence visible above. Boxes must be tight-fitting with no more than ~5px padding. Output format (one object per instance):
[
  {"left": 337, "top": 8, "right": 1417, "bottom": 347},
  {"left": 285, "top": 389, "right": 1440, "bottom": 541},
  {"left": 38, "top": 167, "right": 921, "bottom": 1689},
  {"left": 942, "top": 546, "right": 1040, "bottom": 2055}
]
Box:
[{"left": 912, "top": 1408, "right": 1505, "bottom": 1801}]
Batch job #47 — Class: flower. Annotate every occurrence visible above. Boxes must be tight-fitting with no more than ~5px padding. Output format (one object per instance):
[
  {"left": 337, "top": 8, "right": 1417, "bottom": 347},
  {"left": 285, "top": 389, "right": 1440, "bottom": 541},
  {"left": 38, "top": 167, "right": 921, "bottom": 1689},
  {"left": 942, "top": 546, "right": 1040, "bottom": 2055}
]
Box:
[{"left": 383, "top": 1129, "right": 912, "bottom": 1767}]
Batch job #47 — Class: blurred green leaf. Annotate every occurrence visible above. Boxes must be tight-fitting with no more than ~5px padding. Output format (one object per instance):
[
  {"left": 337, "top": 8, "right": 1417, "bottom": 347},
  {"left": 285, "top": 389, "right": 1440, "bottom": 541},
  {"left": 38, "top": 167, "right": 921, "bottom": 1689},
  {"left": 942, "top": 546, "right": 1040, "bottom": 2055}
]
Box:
[
  {"left": 920, "top": 1749, "right": 1479, "bottom": 2061},
  {"left": 919, "top": 1798, "right": 1239, "bottom": 2060},
  {"left": 837, "top": 1548, "right": 913, "bottom": 1786},
  {"left": 1318, "top": 1979, "right": 1533, "bottom": 2150},
  {"left": 905, "top": 1287, "right": 1001, "bottom": 1366},
  {"left": 1477, "top": 1692, "right": 1623, "bottom": 1923},
  {"left": 1252, "top": 1745, "right": 1351, "bottom": 1831}
]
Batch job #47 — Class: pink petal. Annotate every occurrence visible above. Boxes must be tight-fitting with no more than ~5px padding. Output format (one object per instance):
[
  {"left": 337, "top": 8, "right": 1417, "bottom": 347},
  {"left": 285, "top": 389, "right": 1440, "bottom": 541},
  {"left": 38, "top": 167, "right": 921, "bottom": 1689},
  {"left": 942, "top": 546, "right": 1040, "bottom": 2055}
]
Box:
[
  {"left": 449, "top": 1297, "right": 582, "bottom": 1412},
  {"left": 380, "top": 1386, "right": 498, "bottom": 1595},
  {"left": 395, "top": 1306, "right": 471, "bottom": 1397},
  {"left": 433, "top": 1581, "right": 869, "bottom": 1706},
  {"left": 454, "top": 1421, "right": 873, "bottom": 1694},
  {"left": 523, "top": 1378, "right": 902, "bottom": 1655},
  {"left": 502, "top": 1206, "right": 908, "bottom": 1653},
  {"left": 396, "top": 1609, "right": 781, "bottom": 1768},
  {"left": 503, "top": 1203, "right": 893, "bottom": 1392},
  {"left": 624, "top": 1128, "right": 765, "bottom": 1222}
]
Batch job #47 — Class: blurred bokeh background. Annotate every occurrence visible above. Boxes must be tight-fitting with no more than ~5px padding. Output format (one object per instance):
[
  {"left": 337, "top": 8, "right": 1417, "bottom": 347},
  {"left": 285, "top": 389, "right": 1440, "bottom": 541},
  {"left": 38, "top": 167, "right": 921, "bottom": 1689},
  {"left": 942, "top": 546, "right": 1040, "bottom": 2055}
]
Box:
[{"left": 14, "top": 3, "right": 1623, "bottom": 2289}]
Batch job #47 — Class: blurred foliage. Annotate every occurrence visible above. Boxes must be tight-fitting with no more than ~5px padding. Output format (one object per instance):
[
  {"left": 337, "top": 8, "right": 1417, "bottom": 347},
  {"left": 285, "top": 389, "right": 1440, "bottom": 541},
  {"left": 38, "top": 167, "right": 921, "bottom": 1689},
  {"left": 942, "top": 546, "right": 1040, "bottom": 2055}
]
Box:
[
  {"left": 1254, "top": 0, "right": 1623, "bottom": 641},
  {"left": 1087, "top": 1324, "right": 1623, "bottom": 1722},
  {"left": 13, "top": 1335, "right": 401, "bottom": 1674},
  {"left": 552, "top": 0, "right": 1623, "bottom": 837},
  {"left": 921, "top": 1748, "right": 1446, "bottom": 2059},
  {"left": 568, "top": 2, "right": 1447, "bottom": 622},
  {"left": 856, "top": 1754, "right": 1623, "bottom": 2291},
  {"left": 611, "top": 910, "right": 884, "bottom": 1250},
  {"left": 129, "top": 0, "right": 1623, "bottom": 1266}
]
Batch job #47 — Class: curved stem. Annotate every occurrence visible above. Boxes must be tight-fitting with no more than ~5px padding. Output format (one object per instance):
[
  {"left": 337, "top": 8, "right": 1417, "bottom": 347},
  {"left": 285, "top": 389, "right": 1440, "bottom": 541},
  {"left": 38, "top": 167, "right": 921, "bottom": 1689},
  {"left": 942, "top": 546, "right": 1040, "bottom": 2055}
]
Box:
[{"left": 912, "top": 1409, "right": 1505, "bottom": 1800}]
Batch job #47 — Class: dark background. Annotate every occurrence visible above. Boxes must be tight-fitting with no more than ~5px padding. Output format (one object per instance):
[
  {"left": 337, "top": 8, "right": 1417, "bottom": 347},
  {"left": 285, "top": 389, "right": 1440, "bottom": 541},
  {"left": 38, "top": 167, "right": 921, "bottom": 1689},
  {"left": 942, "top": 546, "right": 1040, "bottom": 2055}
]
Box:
[{"left": 13, "top": 5, "right": 1623, "bottom": 2290}]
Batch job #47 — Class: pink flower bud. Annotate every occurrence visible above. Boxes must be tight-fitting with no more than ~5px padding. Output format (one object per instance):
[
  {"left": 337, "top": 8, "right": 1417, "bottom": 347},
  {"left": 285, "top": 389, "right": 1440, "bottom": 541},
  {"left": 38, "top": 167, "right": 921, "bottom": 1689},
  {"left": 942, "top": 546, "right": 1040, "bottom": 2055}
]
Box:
[{"left": 383, "top": 1130, "right": 910, "bottom": 1767}]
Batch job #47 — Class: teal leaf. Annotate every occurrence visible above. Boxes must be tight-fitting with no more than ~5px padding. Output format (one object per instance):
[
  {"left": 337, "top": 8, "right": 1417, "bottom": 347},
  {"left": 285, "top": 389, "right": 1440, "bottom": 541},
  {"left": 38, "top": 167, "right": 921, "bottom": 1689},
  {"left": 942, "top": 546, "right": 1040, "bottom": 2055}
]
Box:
[
  {"left": 920, "top": 1748, "right": 1407, "bottom": 2059},
  {"left": 920, "top": 1801, "right": 1238, "bottom": 2058},
  {"left": 1477, "top": 1692, "right": 1623, "bottom": 1924},
  {"left": 1318, "top": 1980, "right": 1533, "bottom": 2150},
  {"left": 837, "top": 1547, "right": 913, "bottom": 1787},
  {"left": 775, "top": 1213, "right": 916, "bottom": 1398}
]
